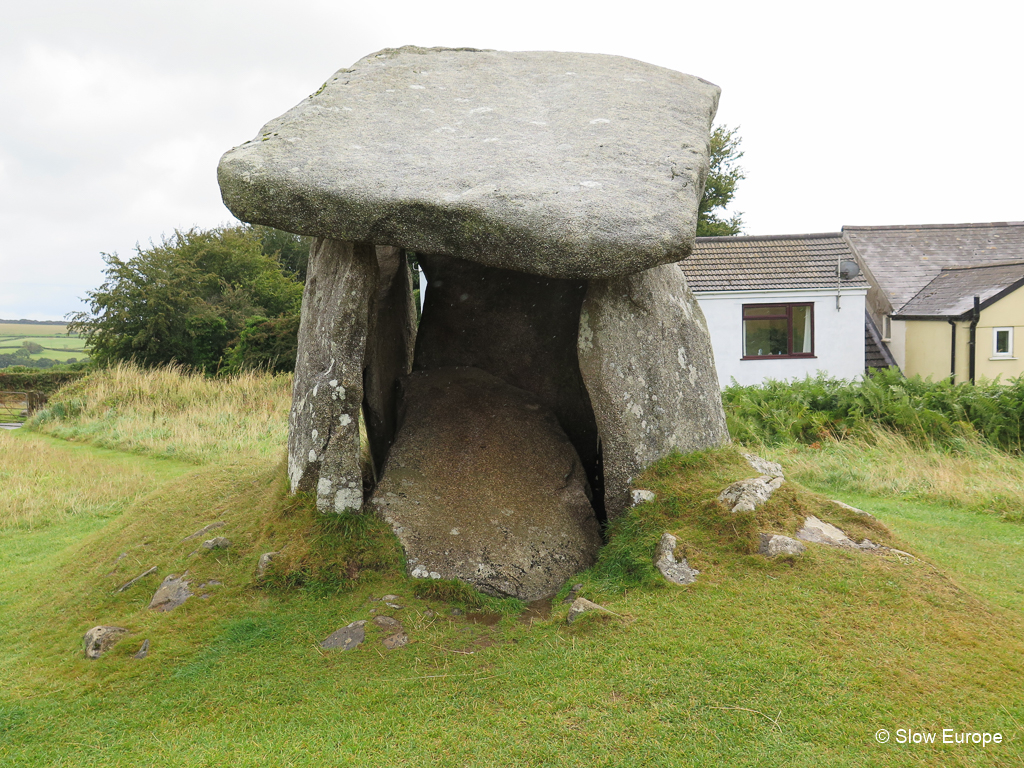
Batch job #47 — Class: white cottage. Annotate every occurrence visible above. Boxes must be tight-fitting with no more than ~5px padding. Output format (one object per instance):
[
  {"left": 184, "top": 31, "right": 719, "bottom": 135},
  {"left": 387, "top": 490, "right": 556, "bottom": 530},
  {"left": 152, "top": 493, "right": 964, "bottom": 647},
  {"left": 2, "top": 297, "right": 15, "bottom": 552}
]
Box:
[{"left": 679, "top": 233, "right": 871, "bottom": 388}]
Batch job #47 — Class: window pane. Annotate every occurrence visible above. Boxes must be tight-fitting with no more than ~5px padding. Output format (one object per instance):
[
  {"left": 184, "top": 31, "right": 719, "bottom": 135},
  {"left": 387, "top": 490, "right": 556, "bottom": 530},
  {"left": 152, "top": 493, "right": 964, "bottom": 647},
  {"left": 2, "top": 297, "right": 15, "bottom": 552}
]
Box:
[
  {"left": 744, "top": 318, "right": 789, "bottom": 356},
  {"left": 995, "top": 329, "right": 1010, "bottom": 355},
  {"left": 744, "top": 306, "right": 786, "bottom": 318},
  {"left": 792, "top": 305, "right": 811, "bottom": 354}
]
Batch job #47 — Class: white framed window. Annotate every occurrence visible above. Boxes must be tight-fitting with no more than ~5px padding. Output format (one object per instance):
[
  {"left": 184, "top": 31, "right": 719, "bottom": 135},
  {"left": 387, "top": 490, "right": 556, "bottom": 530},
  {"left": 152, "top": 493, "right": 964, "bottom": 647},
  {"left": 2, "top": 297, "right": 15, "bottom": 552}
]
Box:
[
  {"left": 882, "top": 315, "right": 892, "bottom": 342},
  {"left": 741, "top": 303, "right": 814, "bottom": 359},
  {"left": 992, "top": 327, "right": 1014, "bottom": 358}
]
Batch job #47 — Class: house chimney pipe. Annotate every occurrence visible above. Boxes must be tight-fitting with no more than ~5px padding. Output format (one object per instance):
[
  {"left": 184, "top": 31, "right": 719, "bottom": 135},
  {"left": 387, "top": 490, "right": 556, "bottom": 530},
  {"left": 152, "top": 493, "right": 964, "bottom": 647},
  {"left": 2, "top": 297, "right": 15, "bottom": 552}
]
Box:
[
  {"left": 968, "top": 296, "right": 981, "bottom": 385},
  {"left": 948, "top": 317, "right": 957, "bottom": 383}
]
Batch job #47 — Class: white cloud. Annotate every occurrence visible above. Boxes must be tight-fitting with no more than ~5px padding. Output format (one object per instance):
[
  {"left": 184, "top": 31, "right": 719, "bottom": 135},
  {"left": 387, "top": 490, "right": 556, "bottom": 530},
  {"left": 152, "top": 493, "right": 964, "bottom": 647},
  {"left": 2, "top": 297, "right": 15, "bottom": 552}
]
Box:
[{"left": 1, "top": 0, "right": 1022, "bottom": 319}]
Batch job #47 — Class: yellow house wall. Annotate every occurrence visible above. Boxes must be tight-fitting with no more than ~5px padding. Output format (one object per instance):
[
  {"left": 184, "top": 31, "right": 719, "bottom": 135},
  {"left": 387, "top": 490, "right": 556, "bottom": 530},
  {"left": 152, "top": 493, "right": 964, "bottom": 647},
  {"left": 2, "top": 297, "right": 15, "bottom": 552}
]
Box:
[
  {"left": 904, "top": 320, "right": 959, "bottom": 381},
  {"left": 902, "top": 288, "right": 1024, "bottom": 382},
  {"left": 976, "top": 289, "right": 1024, "bottom": 382}
]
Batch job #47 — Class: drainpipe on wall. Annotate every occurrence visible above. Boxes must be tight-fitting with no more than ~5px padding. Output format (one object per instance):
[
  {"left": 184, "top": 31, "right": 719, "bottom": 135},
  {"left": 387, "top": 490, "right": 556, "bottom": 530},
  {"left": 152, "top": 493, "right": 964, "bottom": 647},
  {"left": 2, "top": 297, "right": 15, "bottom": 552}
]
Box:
[
  {"left": 968, "top": 296, "right": 980, "bottom": 385},
  {"left": 948, "top": 317, "right": 957, "bottom": 383}
]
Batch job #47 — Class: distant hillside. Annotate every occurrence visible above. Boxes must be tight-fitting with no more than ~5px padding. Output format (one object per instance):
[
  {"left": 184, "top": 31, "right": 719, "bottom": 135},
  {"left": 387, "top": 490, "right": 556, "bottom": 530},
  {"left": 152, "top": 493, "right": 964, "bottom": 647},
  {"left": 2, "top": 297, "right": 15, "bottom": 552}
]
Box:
[{"left": 0, "top": 319, "right": 66, "bottom": 325}]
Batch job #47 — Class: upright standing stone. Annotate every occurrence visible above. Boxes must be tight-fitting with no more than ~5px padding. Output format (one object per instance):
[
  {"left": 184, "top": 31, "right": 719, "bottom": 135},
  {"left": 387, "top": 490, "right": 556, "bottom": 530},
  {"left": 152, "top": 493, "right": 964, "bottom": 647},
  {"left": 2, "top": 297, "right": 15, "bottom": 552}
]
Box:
[
  {"left": 578, "top": 263, "right": 728, "bottom": 520},
  {"left": 363, "top": 245, "right": 418, "bottom": 476},
  {"left": 289, "top": 238, "right": 377, "bottom": 512}
]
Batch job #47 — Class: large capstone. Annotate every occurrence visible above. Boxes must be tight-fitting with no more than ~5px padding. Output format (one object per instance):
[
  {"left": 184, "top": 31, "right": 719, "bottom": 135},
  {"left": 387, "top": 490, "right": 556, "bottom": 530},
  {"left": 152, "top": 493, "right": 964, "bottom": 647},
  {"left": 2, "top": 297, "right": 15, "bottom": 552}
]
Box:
[
  {"left": 370, "top": 367, "right": 601, "bottom": 601},
  {"left": 218, "top": 47, "right": 720, "bottom": 280}
]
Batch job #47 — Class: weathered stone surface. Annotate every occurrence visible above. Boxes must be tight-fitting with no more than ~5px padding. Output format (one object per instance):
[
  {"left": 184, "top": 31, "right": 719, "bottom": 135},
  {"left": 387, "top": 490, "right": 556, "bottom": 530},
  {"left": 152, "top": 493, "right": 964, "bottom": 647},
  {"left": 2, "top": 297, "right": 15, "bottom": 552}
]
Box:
[
  {"left": 148, "top": 575, "right": 191, "bottom": 612},
  {"left": 578, "top": 263, "right": 729, "bottom": 520},
  {"left": 382, "top": 632, "right": 409, "bottom": 650},
  {"left": 288, "top": 238, "right": 377, "bottom": 512},
  {"left": 413, "top": 252, "right": 601, "bottom": 510},
  {"left": 84, "top": 626, "right": 128, "bottom": 659},
  {"left": 758, "top": 533, "right": 806, "bottom": 557},
  {"left": 201, "top": 537, "right": 231, "bottom": 550},
  {"left": 363, "top": 245, "right": 418, "bottom": 475},
  {"left": 718, "top": 476, "right": 785, "bottom": 514},
  {"left": 370, "top": 367, "right": 601, "bottom": 601},
  {"left": 797, "top": 516, "right": 855, "bottom": 547},
  {"left": 219, "top": 47, "right": 719, "bottom": 280},
  {"left": 653, "top": 532, "right": 700, "bottom": 584},
  {"left": 321, "top": 621, "right": 366, "bottom": 650},
  {"left": 742, "top": 453, "right": 783, "bottom": 478}
]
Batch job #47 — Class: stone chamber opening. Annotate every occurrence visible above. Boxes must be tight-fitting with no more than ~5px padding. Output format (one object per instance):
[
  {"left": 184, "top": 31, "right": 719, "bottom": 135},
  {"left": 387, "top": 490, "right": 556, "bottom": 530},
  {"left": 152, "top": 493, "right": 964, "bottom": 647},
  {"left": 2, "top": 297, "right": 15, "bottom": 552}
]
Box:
[{"left": 405, "top": 251, "right": 606, "bottom": 528}]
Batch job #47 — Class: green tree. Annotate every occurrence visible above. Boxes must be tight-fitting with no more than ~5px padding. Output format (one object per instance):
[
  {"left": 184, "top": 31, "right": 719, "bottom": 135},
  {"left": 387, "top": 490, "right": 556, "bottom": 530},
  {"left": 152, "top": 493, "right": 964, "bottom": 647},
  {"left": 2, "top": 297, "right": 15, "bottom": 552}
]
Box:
[
  {"left": 697, "top": 125, "right": 745, "bottom": 237},
  {"left": 68, "top": 226, "right": 304, "bottom": 374},
  {"left": 224, "top": 314, "right": 301, "bottom": 373},
  {"left": 251, "top": 225, "right": 311, "bottom": 282}
]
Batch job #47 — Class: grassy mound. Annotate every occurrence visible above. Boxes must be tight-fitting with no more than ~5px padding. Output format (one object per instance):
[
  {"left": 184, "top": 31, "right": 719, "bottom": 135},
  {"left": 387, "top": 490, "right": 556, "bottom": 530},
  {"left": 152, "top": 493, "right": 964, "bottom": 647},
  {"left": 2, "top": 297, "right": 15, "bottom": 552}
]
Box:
[{"left": 2, "top": 369, "right": 1022, "bottom": 765}]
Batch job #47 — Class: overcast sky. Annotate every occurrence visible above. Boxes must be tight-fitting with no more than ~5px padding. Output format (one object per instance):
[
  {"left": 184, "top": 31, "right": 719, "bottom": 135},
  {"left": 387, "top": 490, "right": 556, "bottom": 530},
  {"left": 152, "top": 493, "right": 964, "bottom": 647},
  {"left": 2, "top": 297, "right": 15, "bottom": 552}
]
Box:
[{"left": 3, "top": 0, "right": 1021, "bottom": 320}]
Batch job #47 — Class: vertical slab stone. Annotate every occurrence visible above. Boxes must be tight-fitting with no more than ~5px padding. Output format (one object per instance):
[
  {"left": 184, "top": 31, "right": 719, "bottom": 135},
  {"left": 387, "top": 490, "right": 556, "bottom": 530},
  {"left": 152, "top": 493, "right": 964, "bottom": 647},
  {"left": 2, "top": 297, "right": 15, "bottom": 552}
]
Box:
[
  {"left": 363, "top": 246, "right": 418, "bottom": 477},
  {"left": 578, "top": 262, "right": 729, "bottom": 521},
  {"left": 289, "top": 238, "right": 377, "bottom": 512}
]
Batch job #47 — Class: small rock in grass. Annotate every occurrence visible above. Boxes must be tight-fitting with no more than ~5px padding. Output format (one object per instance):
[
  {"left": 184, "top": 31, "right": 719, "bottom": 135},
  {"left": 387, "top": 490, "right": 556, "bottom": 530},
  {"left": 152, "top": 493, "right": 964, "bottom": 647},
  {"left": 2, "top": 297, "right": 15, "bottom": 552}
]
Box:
[
  {"left": 84, "top": 626, "right": 128, "bottom": 660},
  {"left": 562, "top": 583, "right": 584, "bottom": 604},
  {"left": 796, "top": 516, "right": 855, "bottom": 548},
  {"left": 255, "top": 552, "right": 277, "bottom": 577},
  {"left": 654, "top": 533, "right": 700, "bottom": 584},
  {"left": 148, "top": 575, "right": 192, "bottom": 612},
  {"left": 382, "top": 632, "right": 409, "bottom": 650},
  {"left": 831, "top": 499, "right": 874, "bottom": 518},
  {"left": 321, "top": 621, "right": 367, "bottom": 651},
  {"left": 741, "top": 453, "right": 784, "bottom": 478},
  {"left": 718, "top": 476, "right": 784, "bottom": 514},
  {"left": 373, "top": 616, "right": 403, "bottom": 632},
  {"left": 423, "top": 609, "right": 436, "bottom": 619},
  {"left": 858, "top": 538, "right": 880, "bottom": 550},
  {"left": 385, "top": 603, "right": 404, "bottom": 610},
  {"left": 758, "top": 533, "right": 806, "bottom": 557},
  {"left": 567, "top": 597, "right": 604, "bottom": 624},
  {"left": 631, "top": 489, "right": 656, "bottom": 506},
  {"left": 133, "top": 639, "right": 150, "bottom": 660},
  {"left": 201, "top": 537, "right": 232, "bottom": 550}
]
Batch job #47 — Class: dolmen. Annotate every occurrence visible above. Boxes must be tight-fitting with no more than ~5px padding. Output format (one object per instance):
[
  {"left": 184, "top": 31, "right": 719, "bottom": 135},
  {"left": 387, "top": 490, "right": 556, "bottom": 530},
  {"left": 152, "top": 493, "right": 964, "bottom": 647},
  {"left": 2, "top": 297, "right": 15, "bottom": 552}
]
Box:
[{"left": 218, "top": 46, "right": 729, "bottom": 600}]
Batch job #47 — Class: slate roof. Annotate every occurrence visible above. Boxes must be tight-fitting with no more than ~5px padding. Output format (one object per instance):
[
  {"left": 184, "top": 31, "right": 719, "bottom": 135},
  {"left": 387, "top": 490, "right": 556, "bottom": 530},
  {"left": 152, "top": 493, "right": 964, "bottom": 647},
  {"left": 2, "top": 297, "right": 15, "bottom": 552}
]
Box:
[
  {"left": 895, "top": 261, "right": 1024, "bottom": 318},
  {"left": 682, "top": 233, "right": 868, "bottom": 292},
  {"left": 842, "top": 222, "right": 1024, "bottom": 312},
  {"left": 865, "top": 312, "right": 899, "bottom": 370}
]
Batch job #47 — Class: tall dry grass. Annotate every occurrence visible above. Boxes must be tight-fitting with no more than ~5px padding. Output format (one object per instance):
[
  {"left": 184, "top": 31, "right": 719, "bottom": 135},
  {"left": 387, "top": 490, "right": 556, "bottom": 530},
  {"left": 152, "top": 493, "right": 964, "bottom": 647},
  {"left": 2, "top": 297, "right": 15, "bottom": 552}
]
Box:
[
  {"left": 27, "top": 362, "right": 292, "bottom": 464},
  {"left": 0, "top": 432, "right": 186, "bottom": 529},
  {"left": 767, "top": 425, "right": 1024, "bottom": 521}
]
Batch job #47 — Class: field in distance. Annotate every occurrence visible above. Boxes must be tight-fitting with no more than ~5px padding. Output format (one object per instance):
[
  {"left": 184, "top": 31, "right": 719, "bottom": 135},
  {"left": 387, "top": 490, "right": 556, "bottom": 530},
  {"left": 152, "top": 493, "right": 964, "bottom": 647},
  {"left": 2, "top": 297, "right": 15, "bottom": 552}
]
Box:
[{"left": 0, "top": 321, "right": 87, "bottom": 363}]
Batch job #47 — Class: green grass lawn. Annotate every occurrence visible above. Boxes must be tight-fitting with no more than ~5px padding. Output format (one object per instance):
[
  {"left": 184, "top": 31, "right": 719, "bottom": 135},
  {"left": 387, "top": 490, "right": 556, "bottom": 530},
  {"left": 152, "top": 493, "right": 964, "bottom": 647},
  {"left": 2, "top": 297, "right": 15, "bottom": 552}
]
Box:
[{"left": 1, "top": 425, "right": 1022, "bottom": 766}]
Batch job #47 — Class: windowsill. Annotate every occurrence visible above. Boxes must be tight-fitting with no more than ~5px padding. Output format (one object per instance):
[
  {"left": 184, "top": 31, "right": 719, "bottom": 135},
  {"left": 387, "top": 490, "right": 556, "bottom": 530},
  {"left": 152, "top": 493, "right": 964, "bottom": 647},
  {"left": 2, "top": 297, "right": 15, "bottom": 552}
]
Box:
[
  {"left": 989, "top": 356, "right": 1018, "bottom": 361},
  {"left": 741, "top": 355, "right": 817, "bottom": 361}
]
